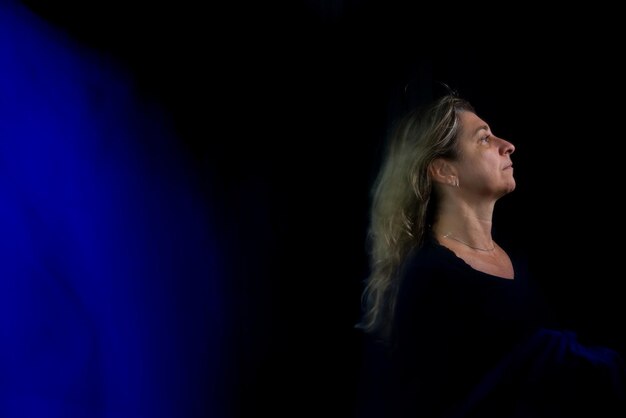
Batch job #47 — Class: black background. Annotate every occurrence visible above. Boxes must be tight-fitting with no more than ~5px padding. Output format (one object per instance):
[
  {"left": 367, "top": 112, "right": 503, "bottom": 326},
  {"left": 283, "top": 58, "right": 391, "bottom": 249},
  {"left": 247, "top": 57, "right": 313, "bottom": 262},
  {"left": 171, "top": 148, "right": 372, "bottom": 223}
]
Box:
[{"left": 19, "top": 1, "right": 626, "bottom": 416}]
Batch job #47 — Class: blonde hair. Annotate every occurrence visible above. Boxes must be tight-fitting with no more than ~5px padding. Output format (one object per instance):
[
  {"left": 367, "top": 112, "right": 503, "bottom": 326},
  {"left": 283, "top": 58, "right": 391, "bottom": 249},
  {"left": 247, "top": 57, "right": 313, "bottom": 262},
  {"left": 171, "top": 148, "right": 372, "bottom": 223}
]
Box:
[{"left": 356, "top": 94, "right": 474, "bottom": 340}]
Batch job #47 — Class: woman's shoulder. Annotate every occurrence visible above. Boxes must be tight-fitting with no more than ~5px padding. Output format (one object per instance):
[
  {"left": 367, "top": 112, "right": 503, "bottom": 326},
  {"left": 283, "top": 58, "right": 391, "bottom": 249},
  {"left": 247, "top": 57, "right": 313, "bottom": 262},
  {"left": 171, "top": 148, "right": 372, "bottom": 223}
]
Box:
[
  {"left": 395, "top": 238, "right": 469, "bottom": 311},
  {"left": 400, "top": 234, "right": 479, "bottom": 287},
  {"left": 404, "top": 234, "right": 460, "bottom": 269}
]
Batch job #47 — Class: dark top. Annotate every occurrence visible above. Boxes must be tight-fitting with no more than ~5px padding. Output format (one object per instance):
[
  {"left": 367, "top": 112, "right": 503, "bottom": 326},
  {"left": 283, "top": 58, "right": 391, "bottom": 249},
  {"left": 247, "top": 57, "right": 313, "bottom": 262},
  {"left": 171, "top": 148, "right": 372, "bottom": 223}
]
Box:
[{"left": 356, "top": 234, "right": 626, "bottom": 418}]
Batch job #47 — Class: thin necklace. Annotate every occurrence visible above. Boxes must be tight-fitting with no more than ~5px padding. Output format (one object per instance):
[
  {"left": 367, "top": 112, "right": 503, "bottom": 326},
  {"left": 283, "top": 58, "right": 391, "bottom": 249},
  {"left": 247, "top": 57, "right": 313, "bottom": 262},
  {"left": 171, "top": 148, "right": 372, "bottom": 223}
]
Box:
[{"left": 441, "top": 232, "right": 496, "bottom": 252}]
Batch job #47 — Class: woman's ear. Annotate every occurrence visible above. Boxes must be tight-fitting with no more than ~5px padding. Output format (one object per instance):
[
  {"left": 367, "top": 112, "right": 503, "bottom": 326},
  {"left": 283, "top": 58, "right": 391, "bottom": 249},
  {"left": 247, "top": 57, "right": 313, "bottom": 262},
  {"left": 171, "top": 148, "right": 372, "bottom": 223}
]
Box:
[{"left": 428, "top": 158, "right": 457, "bottom": 185}]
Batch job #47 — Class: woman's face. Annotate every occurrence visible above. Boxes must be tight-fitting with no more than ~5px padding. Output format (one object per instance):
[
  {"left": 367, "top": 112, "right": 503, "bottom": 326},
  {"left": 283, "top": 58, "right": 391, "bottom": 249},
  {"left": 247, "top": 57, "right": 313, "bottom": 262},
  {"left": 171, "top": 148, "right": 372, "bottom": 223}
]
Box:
[{"left": 452, "top": 110, "right": 516, "bottom": 199}]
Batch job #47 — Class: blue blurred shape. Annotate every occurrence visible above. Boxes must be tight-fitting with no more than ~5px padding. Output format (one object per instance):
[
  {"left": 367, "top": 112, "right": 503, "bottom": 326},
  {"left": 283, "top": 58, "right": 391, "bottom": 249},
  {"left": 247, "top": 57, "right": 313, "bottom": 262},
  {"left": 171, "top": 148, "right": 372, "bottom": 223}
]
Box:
[{"left": 0, "top": 2, "right": 225, "bottom": 417}]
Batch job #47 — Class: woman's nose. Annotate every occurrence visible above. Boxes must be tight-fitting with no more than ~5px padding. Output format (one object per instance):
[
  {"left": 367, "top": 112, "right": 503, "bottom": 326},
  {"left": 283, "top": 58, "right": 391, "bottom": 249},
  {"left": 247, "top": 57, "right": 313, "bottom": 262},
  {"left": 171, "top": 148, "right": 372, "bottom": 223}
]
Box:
[{"left": 498, "top": 136, "right": 515, "bottom": 154}]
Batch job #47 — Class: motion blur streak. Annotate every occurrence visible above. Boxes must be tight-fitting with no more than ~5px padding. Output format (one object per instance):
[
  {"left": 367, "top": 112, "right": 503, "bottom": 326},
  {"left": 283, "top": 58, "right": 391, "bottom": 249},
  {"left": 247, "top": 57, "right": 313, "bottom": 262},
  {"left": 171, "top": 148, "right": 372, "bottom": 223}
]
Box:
[{"left": 0, "top": 2, "right": 225, "bottom": 417}]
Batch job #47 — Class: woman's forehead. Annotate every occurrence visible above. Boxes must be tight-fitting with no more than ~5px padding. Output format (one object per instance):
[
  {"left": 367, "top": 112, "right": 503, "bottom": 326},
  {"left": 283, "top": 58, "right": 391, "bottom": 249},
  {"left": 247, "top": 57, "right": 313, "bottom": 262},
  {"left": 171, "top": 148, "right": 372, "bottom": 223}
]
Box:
[{"left": 459, "top": 111, "right": 489, "bottom": 136}]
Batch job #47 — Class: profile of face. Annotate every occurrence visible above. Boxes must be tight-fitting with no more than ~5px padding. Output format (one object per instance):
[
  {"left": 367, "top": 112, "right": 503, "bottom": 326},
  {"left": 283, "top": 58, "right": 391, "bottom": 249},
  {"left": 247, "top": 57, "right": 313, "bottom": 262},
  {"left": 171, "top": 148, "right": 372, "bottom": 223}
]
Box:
[{"left": 452, "top": 110, "right": 516, "bottom": 198}]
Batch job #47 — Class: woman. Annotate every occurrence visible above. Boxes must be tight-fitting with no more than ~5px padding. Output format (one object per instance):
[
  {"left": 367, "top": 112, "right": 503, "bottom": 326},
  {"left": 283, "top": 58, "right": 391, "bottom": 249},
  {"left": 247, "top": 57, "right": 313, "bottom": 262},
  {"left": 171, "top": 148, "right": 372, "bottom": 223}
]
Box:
[{"left": 355, "top": 94, "right": 626, "bottom": 417}]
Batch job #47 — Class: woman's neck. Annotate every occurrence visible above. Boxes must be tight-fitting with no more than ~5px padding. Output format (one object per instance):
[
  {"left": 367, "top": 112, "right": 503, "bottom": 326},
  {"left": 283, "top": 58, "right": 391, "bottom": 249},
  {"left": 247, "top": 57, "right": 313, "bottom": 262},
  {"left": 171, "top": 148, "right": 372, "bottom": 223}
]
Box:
[{"left": 433, "top": 205, "right": 494, "bottom": 249}]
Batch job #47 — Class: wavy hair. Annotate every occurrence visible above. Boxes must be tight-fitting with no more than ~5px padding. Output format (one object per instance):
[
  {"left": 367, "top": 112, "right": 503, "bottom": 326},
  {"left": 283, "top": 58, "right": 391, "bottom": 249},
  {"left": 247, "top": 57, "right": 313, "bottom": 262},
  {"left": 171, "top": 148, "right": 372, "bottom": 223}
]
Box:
[{"left": 356, "top": 94, "right": 475, "bottom": 340}]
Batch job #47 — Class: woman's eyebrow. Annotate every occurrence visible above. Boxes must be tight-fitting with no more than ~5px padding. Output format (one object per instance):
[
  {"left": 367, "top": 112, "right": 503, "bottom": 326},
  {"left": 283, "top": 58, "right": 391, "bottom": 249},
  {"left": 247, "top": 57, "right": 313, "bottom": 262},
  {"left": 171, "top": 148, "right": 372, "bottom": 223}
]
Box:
[{"left": 472, "top": 124, "right": 490, "bottom": 136}]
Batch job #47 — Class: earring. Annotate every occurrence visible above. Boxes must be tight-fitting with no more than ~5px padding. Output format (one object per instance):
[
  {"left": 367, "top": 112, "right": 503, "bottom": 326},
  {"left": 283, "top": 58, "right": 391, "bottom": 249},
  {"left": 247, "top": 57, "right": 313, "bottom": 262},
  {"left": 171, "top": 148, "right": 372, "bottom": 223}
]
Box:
[{"left": 454, "top": 178, "right": 459, "bottom": 187}]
